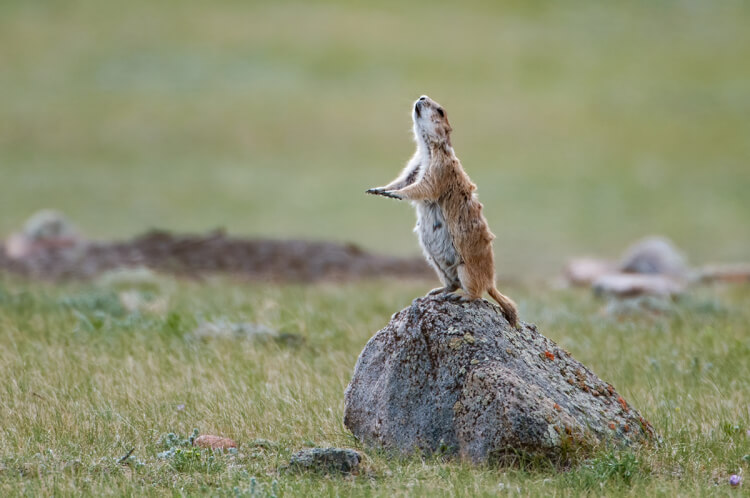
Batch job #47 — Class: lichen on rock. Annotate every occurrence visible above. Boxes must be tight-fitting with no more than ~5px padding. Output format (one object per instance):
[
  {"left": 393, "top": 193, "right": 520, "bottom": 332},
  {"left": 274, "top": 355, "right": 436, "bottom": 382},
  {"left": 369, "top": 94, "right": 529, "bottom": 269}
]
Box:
[{"left": 286, "top": 447, "right": 361, "bottom": 474}]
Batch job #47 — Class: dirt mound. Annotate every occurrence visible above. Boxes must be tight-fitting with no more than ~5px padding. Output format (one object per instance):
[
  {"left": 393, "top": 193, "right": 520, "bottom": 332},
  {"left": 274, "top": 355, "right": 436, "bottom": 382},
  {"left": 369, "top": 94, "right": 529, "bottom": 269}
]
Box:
[{"left": 0, "top": 229, "right": 431, "bottom": 282}]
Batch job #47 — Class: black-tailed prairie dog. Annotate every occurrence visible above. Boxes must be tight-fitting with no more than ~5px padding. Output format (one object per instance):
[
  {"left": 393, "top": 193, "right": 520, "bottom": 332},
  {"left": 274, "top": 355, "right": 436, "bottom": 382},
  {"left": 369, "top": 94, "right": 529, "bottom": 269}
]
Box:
[{"left": 367, "top": 95, "right": 519, "bottom": 327}]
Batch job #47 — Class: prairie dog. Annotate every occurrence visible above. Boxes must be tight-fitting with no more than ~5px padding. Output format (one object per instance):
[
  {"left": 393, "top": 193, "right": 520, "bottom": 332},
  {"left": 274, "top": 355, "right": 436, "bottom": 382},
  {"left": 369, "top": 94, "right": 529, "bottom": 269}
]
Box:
[{"left": 367, "top": 96, "right": 518, "bottom": 327}]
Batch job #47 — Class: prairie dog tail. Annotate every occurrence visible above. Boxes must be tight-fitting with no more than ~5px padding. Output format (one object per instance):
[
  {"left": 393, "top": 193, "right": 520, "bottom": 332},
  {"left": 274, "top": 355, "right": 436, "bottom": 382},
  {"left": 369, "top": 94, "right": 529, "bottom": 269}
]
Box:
[{"left": 488, "top": 287, "right": 519, "bottom": 327}]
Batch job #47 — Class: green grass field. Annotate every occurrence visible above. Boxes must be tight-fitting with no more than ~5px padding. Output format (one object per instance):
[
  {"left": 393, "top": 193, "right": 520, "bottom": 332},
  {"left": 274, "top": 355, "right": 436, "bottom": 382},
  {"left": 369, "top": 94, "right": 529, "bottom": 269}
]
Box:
[
  {"left": 0, "top": 277, "right": 748, "bottom": 496},
  {"left": 1, "top": 0, "right": 749, "bottom": 495}
]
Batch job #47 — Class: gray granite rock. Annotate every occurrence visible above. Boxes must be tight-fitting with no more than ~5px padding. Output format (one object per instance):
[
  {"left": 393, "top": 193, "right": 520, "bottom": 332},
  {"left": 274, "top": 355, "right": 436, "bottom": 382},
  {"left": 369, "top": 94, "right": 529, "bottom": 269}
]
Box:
[
  {"left": 619, "top": 236, "right": 687, "bottom": 277},
  {"left": 344, "top": 295, "right": 656, "bottom": 463},
  {"left": 287, "top": 447, "right": 361, "bottom": 474}
]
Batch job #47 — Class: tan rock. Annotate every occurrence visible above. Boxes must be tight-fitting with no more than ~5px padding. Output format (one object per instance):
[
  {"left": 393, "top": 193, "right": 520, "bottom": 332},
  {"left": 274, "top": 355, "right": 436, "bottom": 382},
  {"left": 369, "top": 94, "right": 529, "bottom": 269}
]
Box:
[
  {"left": 592, "top": 273, "right": 685, "bottom": 297},
  {"left": 695, "top": 264, "right": 750, "bottom": 284},
  {"left": 4, "top": 210, "right": 83, "bottom": 260},
  {"left": 564, "top": 258, "right": 617, "bottom": 286},
  {"left": 4, "top": 233, "right": 32, "bottom": 259},
  {"left": 193, "top": 435, "right": 237, "bottom": 450}
]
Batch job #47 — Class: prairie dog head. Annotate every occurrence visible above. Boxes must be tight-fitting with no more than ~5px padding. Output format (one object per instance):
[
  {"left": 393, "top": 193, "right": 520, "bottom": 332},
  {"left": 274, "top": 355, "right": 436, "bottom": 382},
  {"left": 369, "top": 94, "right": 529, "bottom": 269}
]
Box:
[{"left": 413, "top": 95, "right": 452, "bottom": 147}]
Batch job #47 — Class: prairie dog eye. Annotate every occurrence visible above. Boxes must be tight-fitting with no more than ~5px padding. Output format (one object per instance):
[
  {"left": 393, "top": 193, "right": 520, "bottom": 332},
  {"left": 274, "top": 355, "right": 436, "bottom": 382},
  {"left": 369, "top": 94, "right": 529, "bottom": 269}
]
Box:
[{"left": 436, "top": 108, "right": 445, "bottom": 117}]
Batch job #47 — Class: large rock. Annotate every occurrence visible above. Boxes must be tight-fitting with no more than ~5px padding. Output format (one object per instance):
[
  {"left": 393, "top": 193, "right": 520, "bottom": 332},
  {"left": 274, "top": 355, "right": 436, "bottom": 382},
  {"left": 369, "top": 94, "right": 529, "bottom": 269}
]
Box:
[{"left": 344, "top": 295, "right": 656, "bottom": 463}]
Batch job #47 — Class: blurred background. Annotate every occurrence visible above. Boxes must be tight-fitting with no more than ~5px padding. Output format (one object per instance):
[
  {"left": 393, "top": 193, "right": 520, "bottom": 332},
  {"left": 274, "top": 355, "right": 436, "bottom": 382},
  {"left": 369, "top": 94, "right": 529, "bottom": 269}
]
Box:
[{"left": 1, "top": 0, "right": 748, "bottom": 277}]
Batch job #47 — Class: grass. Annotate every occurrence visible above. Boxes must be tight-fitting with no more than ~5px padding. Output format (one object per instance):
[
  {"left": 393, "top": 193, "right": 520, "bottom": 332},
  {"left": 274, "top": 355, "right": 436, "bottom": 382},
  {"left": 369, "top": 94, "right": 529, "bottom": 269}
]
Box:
[{"left": 0, "top": 275, "right": 748, "bottom": 496}]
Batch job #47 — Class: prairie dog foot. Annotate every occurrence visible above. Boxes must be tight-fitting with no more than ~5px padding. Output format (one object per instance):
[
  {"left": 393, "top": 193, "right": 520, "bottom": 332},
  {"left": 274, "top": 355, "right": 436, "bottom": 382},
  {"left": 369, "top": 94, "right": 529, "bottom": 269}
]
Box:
[
  {"left": 443, "top": 292, "right": 469, "bottom": 302},
  {"left": 427, "top": 285, "right": 459, "bottom": 296}
]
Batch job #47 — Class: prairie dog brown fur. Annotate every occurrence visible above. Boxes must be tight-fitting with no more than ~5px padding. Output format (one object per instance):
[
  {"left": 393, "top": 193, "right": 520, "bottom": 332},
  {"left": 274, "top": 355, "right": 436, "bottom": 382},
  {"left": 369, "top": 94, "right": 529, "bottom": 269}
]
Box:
[{"left": 367, "top": 96, "right": 519, "bottom": 327}]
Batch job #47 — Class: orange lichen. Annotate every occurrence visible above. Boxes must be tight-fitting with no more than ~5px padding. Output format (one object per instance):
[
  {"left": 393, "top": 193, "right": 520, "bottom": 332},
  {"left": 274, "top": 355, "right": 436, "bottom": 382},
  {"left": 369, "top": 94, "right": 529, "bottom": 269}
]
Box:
[
  {"left": 617, "top": 396, "right": 629, "bottom": 412},
  {"left": 544, "top": 350, "right": 555, "bottom": 361},
  {"left": 623, "top": 424, "right": 630, "bottom": 432},
  {"left": 608, "top": 422, "right": 616, "bottom": 430},
  {"left": 638, "top": 416, "right": 654, "bottom": 437},
  {"left": 554, "top": 403, "right": 561, "bottom": 411}
]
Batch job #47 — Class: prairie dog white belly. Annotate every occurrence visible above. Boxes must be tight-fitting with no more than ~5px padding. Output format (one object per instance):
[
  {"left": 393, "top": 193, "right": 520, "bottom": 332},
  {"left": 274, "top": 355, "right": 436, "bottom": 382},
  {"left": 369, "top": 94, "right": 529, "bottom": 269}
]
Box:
[{"left": 415, "top": 201, "right": 461, "bottom": 288}]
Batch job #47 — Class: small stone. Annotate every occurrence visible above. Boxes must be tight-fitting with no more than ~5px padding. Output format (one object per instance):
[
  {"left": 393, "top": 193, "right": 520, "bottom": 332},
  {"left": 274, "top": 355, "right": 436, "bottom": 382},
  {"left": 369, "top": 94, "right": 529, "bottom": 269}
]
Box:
[
  {"left": 286, "top": 447, "right": 361, "bottom": 474},
  {"left": 193, "top": 435, "right": 237, "bottom": 450},
  {"left": 4, "top": 233, "right": 31, "bottom": 259},
  {"left": 593, "top": 273, "right": 685, "bottom": 297},
  {"left": 564, "top": 258, "right": 617, "bottom": 286},
  {"left": 190, "top": 319, "right": 303, "bottom": 346},
  {"left": 619, "top": 236, "right": 687, "bottom": 276},
  {"left": 192, "top": 320, "right": 277, "bottom": 340},
  {"left": 119, "top": 290, "right": 168, "bottom": 315},
  {"left": 696, "top": 264, "right": 750, "bottom": 284},
  {"left": 5, "top": 209, "right": 83, "bottom": 259}
]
